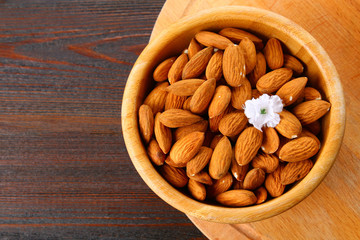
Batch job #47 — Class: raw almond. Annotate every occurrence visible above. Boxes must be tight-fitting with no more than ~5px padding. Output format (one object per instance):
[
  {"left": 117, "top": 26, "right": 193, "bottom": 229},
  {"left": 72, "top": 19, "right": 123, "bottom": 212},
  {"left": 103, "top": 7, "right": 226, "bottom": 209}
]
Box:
[
  {"left": 160, "top": 164, "right": 188, "bottom": 188},
  {"left": 188, "top": 37, "right": 203, "bottom": 59},
  {"left": 218, "top": 110, "right": 248, "bottom": 137},
  {"left": 208, "top": 85, "right": 232, "bottom": 118},
  {"left": 186, "top": 146, "right": 213, "bottom": 176},
  {"left": 304, "top": 87, "right": 322, "bottom": 101},
  {"left": 207, "top": 172, "right": 233, "bottom": 198},
  {"left": 147, "top": 139, "right": 166, "bottom": 166},
  {"left": 265, "top": 163, "right": 285, "bottom": 197},
  {"left": 188, "top": 179, "right": 206, "bottom": 201},
  {"left": 205, "top": 51, "right": 223, "bottom": 81},
  {"left": 159, "top": 109, "right": 203, "bottom": 128},
  {"left": 251, "top": 153, "right": 279, "bottom": 173},
  {"left": 304, "top": 120, "right": 321, "bottom": 135},
  {"left": 254, "top": 187, "right": 267, "bottom": 204},
  {"left": 165, "top": 92, "right": 187, "bottom": 110},
  {"left": 153, "top": 57, "right": 176, "bottom": 82},
  {"left": 218, "top": 28, "right": 263, "bottom": 49},
  {"left": 209, "top": 136, "right": 233, "bottom": 179},
  {"left": 195, "top": 31, "right": 233, "bottom": 50},
  {"left": 281, "top": 159, "right": 313, "bottom": 185},
  {"left": 188, "top": 171, "right": 213, "bottom": 185},
  {"left": 263, "top": 38, "right": 284, "bottom": 70},
  {"left": 278, "top": 136, "right": 320, "bottom": 162},
  {"left": 276, "top": 77, "right": 308, "bottom": 106},
  {"left": 168, "top": 53, "right": 188, "bottom": 84},
  {"left": 261, "top": 127, "right": 279, "bottom": 154},
  {"left": 239, "top": 37, "right": 257, "bottom": 74},
  {"left": 210, "top": 134, "right": 223, "bottom": 149},
  {"left": 299, "top": 129, "right": 321, "bottom": 147},
  {"left": 169, "top": 131, "right": 205, "bottom": 166},
  {"left": 252, "top": 89, "right": 262, "bottom": 99},
  {"left": 248, "top": 52, "right": 267, "bottom": 88},
  {"left": 223, "top": 44, "right": 246, "bottom": 87},
  {"left": 235, "top": 127, "right": 263, "bottom": 166},
  {"left": 243, "top": 168, "right": 265, "bottom": 190},
  {"left": 275, "top": 110, "right": 302, "bottom": 139},
  {"left": 190, "top": 78, "right": 216, "bottom": 114},
  {"left": 144, "top": 81, "right": 169, "bottom": 114},
  {"left": 209, "top": 104, "right": 233, "bottom": 132},
  {"left": 256, "top": 68, "right": 293, "bottom": 93},
  {"left": 166, "top": 79, "right": 205, "bottom": 96},
  {"left": 154, "top": 113, "right": 172, "bottom": 154},
  {"left": 182, "top": 46, "right": 213, "bottom": 79},
  {"left": 138, "top": 104, "right": 154, "bottom": 144},
  {"left": 215, "top": 190, "right": 257, "bottom": 207},
  {"left": 231, "top": 78, "right": 252, "bottom": 110},
  {"left": 232, "top": 180, "right": 244, "bottom": 190},
  {"left": 165, "top": 155, "right": 186, "bottom": 168},
  {"left": 230, "top": 156, "right": 249, "bottom": 181},
  {"left": 283, "top": 54, "right": 304, "bottom": 75},
  {"left": 182, "top": 96, "right": 192, "bottom": 111},
  {"left": 173, "top": 119, "right": 208, "bottom": 141},
  {"left": 292, "top": 100, "right": 331, "bottom": 125}
]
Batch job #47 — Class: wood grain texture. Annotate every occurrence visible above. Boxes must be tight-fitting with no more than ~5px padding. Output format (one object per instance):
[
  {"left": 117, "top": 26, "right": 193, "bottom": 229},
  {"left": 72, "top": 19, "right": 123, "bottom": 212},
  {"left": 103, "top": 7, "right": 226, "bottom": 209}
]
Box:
[
  {"left": 153, "top": 0, "right": 360, "bottom": 239},
  {"left": 0, "top": 0, "right": 206, "bottom": 239}
]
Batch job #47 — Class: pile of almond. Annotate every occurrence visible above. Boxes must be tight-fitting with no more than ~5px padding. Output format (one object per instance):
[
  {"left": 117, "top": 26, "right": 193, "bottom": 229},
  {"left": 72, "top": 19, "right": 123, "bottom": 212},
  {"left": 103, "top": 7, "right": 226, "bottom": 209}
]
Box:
[{"left": 138, "top": 28, "right": 331, "bottom": 207}]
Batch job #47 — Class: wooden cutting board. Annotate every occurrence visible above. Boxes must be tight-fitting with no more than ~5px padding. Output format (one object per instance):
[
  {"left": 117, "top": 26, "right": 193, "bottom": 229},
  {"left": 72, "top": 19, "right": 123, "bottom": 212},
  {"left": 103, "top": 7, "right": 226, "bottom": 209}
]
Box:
[{"left": 150, "top": 1, "right": 360, "bottom": 239}]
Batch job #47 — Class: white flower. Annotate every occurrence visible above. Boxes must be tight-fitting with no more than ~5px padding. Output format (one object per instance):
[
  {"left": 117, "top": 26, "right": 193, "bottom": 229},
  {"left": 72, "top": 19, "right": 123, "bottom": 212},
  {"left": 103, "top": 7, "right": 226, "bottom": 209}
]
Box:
[{"left": 243, "top": 94, "right": 283, "bottom": 131}]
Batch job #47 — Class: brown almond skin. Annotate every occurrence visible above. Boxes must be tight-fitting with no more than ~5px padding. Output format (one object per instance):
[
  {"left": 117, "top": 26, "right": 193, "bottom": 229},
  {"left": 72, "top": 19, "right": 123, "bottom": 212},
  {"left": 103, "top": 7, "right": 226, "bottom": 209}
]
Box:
[
  {"left": 188, "top": 38, "right": 203, "bottom": 59},
  {"left": 209, "top": 104, "right": 233, "bottom": 132},
  {"left": 230, "top": 156, "right": 249, "bottom": 181},
  {"left": 281, "top": 159, "right": 314, "bottom": 185},
  {"left": 154, "top": 113, "right": 172, "bottom": 154},
  {"left": 263, "top": 38, "right": 284, "bottom": 70},
  {"left": 147, "top": 139, "right": 166, "bottom": 166},
  {"left": 210, "top": 134, "right": 223, "bottom": 149},
  {"left": 190, "top": 78, "right": 216, "bottom": 114},
  {"left": 182, "top": 46, "right": 213, "bottom": 79},
  {"left": 166, "top": 79, "right": 205, "bottom": 96},
  {"left": 144, "top": 82, "right": 169, "bottom": 114},
  {"left": 276, "top": 77, "right": 308, "bottom": 106},
  {"left": 292, "top": 100, "right": 331, "bottom": 125},
  {"left": 231, "top": 78, "right": 252, "bottom": 110},
  {"left": 223, "top": 44, "right": 246, "bottom": 87},
  {"left": 168, "top": 53, "right": 188, "bottom": 84},
  {"left": 304, "top": 87, "right": 322, "bottom": 101},
  {"left": 195, "top": 31, "right": 233, "bottom": 50},
  {"left": 215, "top": 190, "right": 257, "bottom": 207},
  {"left": 159, "top": 109, "right": 203, "bottom": 128},
  {"left": 275, "top": 110, "right": 302, "bottom": 139},
  {"left": 252, "top": 89, "right": 262, "bottom": 99},
  {"left": 278, "top": 137, "right": 320, "bottom": 162},
  {"left": 283, "top": 54, "right": 304, "bottom": 75},
  {"left": 173, "top": 120, "right": 208, "bottom": 142},
  {"left": 239, "top": 37, "right": 257, "bottom": 74},
  {"left": 153, "top": 57, "right": 176, "bottom": 82},
  {"left": 298, "top": 129, "right": 321, "bottom": 147},
  {"left": 256, "top": 68, "right": 293, "bottom": 93},
  {"left": 265, "top": 163, "right": 285, "bottom": 197},
  {"left": 261, "top": 127, "right": 279, "bottom": 154},
  {"left": 235, "top": 127, "right": 263, "bottom": 166},
  {"left": 164, "top": 92, "right": 187, "bottom": 110},
  {"left": 209, "top": 136, "right": 233, "bottom": 179},
  {"left": 219, "top": 110, "right": 248, "bottom": 137},
  {"left": 206, "top": 51, "right": 223, "bottom": 81},
  {"left": 160, "top": 164, "right": 188, "bottom": 188},
  {"left": 182, "top": 96, "right": 192, "bottom": 111},
  {"left": 208, "top": 85, "right": 231, "bottom": 118},
  {"left": 243, "top": 168, "right": 265, "bottom": 190},
  {"left": 254, "top": 187, "right": 268, "bottom": 204},
  {"left": 252, "top": 153, "right": 279, "bottom": 173},
  {"left": 186, "top": 146, "right": 213, "bottom": 176},
  {"left": 169, "top": 131, "right": 205, "bottom": 166},
  {"left": 188, "top": 179, "right": 206, "bottom": 201},
  {"left": 165, "top": 155, "right": 187, "bottom": 168},
  {"left": 304, "top": 120, "right": 321, "bottom": 135},
  {"left": 218, "top": 28, "right": 263, "bottom": 48},
  {"left": 207, "top": 172, "right": 233, "bottom": 198},
  {"left": 188, "top": 171, "right": 213, "bottom": 185},
  {"left": 248, "top": 52, "right": 267, "bottom": 88},
  {"left": 138, "top": 104, "right": 154, "bottom": 144}
]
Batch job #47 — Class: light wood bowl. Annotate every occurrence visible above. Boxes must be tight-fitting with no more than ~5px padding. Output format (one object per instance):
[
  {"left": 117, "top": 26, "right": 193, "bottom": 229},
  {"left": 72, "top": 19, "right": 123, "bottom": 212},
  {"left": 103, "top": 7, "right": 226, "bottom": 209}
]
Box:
[{"left": 121, "top": 6, "right": 345, "bottom": 224}]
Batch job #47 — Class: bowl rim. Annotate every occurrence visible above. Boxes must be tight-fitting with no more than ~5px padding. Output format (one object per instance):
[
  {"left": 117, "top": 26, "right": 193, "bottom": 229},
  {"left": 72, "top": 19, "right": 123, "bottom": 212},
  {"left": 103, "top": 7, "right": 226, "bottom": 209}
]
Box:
[{"left": 121, "top": 6, "right": 345, "bottom": 224}]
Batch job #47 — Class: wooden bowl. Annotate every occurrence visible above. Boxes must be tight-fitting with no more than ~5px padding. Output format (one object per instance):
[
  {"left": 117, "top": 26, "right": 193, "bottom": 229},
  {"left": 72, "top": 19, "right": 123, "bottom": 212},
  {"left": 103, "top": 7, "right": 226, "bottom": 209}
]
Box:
[{"left": 121, "top": 6, "right": 345, "bottom": 224}]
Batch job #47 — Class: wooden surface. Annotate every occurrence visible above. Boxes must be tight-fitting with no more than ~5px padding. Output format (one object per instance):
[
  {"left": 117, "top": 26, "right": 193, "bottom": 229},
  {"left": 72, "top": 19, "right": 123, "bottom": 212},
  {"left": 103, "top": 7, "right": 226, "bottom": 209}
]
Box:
[
  {"left": 152, "top": 0, "right": 360, "bottom": 239},
  {"left": 0, "top": 0, "right": 207, "bottom": 239}
]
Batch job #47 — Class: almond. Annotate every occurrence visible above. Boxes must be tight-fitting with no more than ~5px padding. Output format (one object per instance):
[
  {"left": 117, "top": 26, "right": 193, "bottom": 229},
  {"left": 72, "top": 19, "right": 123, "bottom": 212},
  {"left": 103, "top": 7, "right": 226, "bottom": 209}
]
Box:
[
  {"left": 261, "top": 127, "right": 279, "bottom": 154},
  {"left": 165, "top": 155, "right": 186, "bottom": 168},
  {"left": 164, "top": 92, "right": 187, "bottom": 110},
  {"left": 208, "top": 85, "right": 231, "bottom": 118},
  {"left": 278, "top": 136, "right": 320, "bottom": 162},
  {"left": 281, "top": 159, "right": 313, "bottom": 185},
  {"left": 243, "top": 168, "right": 265, "bottom": 190},
  {"left": 154, "top": 113, "right": 172, "bottom": 154},
  {"left": 263, "top": 38, "right": 284, "bottom": 70},
  {"left": 138, "top": 104, "right": 154, "bottom": 144},
  {"left": 218, "top": 28, "right": 263, "bottom": 49},
  {"left": 153, "top": 57, "right": 176, "bottom": 82},
  {"left": 169, "top": 131, "right": 205, "bottom": 166},
  {"left": 207, "top": 172, "right": 233, "bottom": 198},
  {"left": 188, "top": 171, "right": 213, "bottom": 185},
  {"left": 231, "top": 77, "right": 252, "bottom": 110},
  {"left": 252, "top": 89, "right": 262, "bottom": 99},
  {"left": 256, "top": 68, "right": 293, "bottom": 93},
  {"left": 182, "top": 96, "right": 192, "bottom": 111},
  {"left": 168, "top": 53, "right": 188, "bottom": 84},
  {"left": 173, "top": 119, "right": 208, "bottom": 142},
  {"left": 205, "top": 51, "right": 223, "bottom": 81},
  {"left": 239, "top": 37, "right": 257, "bottom": 74},
  {"left": 147, "top": 139, "right": 166, "bottom": 166},
  {"left": 188, "top": 38, "right": 203, "bottom": 59},
  {"left": 292, "top": 100, "right": 331, "bottom": 125},
  {"left": 188, "top": 179, "right": 206, "bottom": 201},
  {"left": 276, "top": 77, "right": 308, "bottom": 106},
  {"left": 275, "top": 110, "right": 302, "bottom": 139},
  {"left": 248, "top": 52, "right": 267, "bottom": 88},
  {"left": 230, "top": 156, "right": 249, "bottom": 181},
  {"left": 304, "top": 120, "right": 321, "bottom": 135},
  {"left": 215, "top": 190, "right": 257, "bottom": 207},
  {"left": 299, "top": 129, "right": 321, "bottom": 147},
  {"left": 251, "top": 153, "right": 279, "bottom": 173},
  {"left": 235, "top": 127, "right": 263, "bottom": 166},
  {"left": 254, "top": 187, "right": 267, "bottom": 204},
  {"left": 144, "top": 81, "right": 169, "bottom": 114},
  {"left": 304, "top": 87, "right": 322, "bottom": 101},
  {"left": 209, "top": 134, "right": 223, "bottom": 149},
  {"left": 159, "top": 109, "right": 203, "bottom": 128},
  {"left": 190, "top": 78, "right": 217, "bottom": 114},
  {"left": 218, "top": 110, "right": 248, "bottom": 137},
  {"left": 182, "top": 46, "right": 213, "bottom": 79},
  {"left": 209, "top": 104, "right": 233, "bottom": 132},
  {"left": 265, "top": 163, "right": 285, "bottom": 197},
  {"left": 195, "top": 31, "right": 233, "bottom": 50},
  {"left": 283, "top": 54, "right": 304, "bottom": 75},
  {"left": 208, "top": 136, "right": 232, "bottom": 179},
  {"left": 160, "top": 164, "right": 188, "bottom": 188},
  {"left": 166, "top": 79, "right": 205, "bottom": 96},
  {"left": 232, "top": 180, "right": 244, "bottom": 190},
  {"left": 223, "top": 44, "right": 246, "bottom": 87},
  {"left": 186, "top": 146, "right": 213, "bottom": 176}
]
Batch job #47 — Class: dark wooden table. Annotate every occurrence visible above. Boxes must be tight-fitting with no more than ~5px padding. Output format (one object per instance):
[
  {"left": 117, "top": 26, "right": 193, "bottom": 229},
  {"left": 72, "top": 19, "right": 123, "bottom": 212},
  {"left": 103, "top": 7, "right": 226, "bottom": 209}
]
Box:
[{"left": 0, "top": 0, "right": 205, "bottom": 239}]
